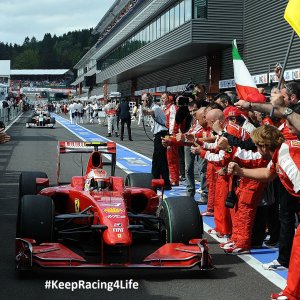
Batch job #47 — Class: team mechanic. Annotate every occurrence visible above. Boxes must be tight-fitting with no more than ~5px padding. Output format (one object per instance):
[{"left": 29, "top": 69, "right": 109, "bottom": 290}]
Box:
[
  {"left": 104, "top": 99, "right": 118, "bottom": 137},
  {"left": 193, "top": 125, "right": 276, "bottom": 254},
  {"left": 192, "top": 107, "right": 251, "bottom": 238},
  {"left": 141, "top": 93, "right": 172, "bottom": 190},
  {"left": 161, "top": 92, "right": 180, "bottom": 186},
  {"left": 227, "top": 123, "right": 300, "bottom": 300}
]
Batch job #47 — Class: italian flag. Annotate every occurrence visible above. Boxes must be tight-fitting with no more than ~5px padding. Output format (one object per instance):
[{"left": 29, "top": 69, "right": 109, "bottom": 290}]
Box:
[{"left": 232, "top": 39, "right": 266, "bottom": 103}]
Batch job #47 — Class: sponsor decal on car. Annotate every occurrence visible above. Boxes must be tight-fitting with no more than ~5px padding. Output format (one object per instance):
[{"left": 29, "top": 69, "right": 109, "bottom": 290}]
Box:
[
  {"left": 100, "top": 203, "right": 122, "bottom": 207},
  {"left": 114, "top": 223, "right": 122, "bottom": 227},
  {"left": 74, "top": 199, "right": 80, "bottom": 213},
  {"left": 103, "top": 207, "right": 124, "bottom": 214},
  {"left": 100, "top": 197, "right": 123, "bottom": 202},
  {"left": 117, "top": 234, "right": 122, "bottom": 238},
  {"left": 107, "top": 215, "right": 126, "bottom": 219},
  {"left": 112, "top": 228, "right": 124, "bottom": 233}
]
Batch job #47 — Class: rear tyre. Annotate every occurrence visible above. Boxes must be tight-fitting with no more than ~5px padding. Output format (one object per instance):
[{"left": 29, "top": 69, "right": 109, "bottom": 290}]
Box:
[
  {"left": 19, "top": 171, "right": 48, "bottom": 199},
  {"left": 17, "top": 195, "right": 54, "bottom": 243},
  {"left": 125, "top": 172, "right": 153, "bottom": 189},
  {"left": 159, "top": 196, "right": 203, "bottom": 244}
]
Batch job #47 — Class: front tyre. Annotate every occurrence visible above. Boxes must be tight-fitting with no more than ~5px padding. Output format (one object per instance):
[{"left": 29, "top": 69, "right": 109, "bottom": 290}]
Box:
[
  {"left": 159, "top": 196, "right": 203, "bottom": 244},
  {"left": 17, "top": 195, "right": 54, "bottom": 243}
]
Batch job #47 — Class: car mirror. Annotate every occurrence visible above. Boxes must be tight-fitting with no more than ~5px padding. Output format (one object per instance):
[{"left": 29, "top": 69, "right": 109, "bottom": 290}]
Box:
[{"left": 36, "top": 178, "right": 49, "bottom": 187}]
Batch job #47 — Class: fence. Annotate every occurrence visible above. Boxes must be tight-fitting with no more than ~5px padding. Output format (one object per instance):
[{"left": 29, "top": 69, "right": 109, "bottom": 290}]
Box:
[{"left": 0, "top": 104, "right": 22, "bottom": 127}]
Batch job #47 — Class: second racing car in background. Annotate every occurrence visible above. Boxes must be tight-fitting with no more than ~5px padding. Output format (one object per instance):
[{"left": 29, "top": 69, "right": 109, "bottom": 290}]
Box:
[{"left": 26, "top": 109, "right": 55, "bottom": 128}]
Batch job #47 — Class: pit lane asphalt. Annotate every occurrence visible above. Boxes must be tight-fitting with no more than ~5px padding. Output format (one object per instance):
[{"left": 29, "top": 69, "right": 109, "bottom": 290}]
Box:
[{"left": 0, "top": 112, "right": 281, "bottom": 300}]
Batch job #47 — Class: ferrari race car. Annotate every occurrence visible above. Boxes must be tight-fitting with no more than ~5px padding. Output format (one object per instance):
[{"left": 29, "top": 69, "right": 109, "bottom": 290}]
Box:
[
  {"left": 26, "top": 110, "right": 55, "bottom": 128},
  {"left": 16, "top": 141, "right": 213, "bottom": 270}
]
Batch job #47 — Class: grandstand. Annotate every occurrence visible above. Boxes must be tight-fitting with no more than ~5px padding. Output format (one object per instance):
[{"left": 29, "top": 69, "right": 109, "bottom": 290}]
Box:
[{"left": 10, "top": 69, "right": 75, "bottom": 101}]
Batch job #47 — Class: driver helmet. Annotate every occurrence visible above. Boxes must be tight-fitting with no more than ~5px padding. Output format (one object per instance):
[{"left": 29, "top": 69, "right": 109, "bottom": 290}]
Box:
[{"left": 84, "top": 168, "right": 109, "bottom": 191}]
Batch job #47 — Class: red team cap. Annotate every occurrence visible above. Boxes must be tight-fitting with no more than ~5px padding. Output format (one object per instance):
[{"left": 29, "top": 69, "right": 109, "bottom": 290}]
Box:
[{"left": 224, "top": 106, "right": 242, "bottom": 118}]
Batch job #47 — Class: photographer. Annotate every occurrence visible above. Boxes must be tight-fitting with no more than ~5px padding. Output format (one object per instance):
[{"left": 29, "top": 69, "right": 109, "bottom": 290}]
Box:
[{"left": 141, "top": 93, "right": 171, "bottom": 190}]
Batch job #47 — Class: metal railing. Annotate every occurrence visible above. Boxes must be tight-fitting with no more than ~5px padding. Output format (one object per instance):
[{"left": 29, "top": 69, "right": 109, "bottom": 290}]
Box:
[{"left": 0, "top": 104, "right": 22, "bottom": 127}]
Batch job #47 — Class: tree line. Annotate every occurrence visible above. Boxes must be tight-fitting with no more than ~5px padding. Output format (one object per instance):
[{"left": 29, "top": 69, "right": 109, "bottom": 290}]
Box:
[{"left": 0, "top": 29, "right": 98, "bottom": 70}]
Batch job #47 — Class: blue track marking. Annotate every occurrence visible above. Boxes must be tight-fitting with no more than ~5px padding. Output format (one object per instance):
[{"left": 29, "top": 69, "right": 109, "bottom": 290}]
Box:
[{"left": 54, "top": 114, "right": 287, "bottom": 288}]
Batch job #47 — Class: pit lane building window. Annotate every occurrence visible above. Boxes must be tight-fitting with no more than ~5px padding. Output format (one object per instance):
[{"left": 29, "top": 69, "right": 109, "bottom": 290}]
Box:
[{"left": 97, "top": 0, "right": 205, "bottom": 72}]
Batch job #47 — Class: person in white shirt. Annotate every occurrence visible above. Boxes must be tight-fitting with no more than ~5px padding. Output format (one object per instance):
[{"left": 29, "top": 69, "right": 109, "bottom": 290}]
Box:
[
  {"left": 141, "top": 93, "right": 171, "bottom": 189},
  {"left": 85, "top": 103, "right": 94, "bottom": 123},
  {"left": 92, "top": 102, "right": 100, "bottom": 124},
  {"left": 68, "top": 101, "right": 75, "bottom": 124},
  {"left": 103, "top": 99, "right": 118, "bottom": 137},
  {"left": 77, "top": 101, "right": 84, "bottom": 124}
]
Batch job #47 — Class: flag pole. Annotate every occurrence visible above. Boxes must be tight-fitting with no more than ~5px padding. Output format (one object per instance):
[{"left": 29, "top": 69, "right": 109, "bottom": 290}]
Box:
[{"left": 277, "top": 30, "right": 295, "bottom": 89}]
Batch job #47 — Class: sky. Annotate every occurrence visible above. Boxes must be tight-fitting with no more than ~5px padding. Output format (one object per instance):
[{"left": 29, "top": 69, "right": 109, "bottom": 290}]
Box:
[{"left": 0, "top": 0, "right": 113, "bottom": 45}]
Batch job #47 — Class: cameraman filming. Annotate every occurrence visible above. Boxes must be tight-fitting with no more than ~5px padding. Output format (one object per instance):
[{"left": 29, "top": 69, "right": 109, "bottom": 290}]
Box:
[{"left": 141, "top": 92, "right": 172, "bottom": 190}]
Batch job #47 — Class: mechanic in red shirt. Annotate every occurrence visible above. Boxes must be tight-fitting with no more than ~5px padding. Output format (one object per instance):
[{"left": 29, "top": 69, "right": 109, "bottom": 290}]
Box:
[
  {"left": 162, "top": 105, "right": 214, "bottom": 200},
  {"left": 162, "top": 92, "right": 180, "bottom": 186},
  {"left": 227, "top": 123, "right": 300, "bottom": 300},
  {"left": 192, "top": 107, "right": 251, "bottom": 239}
]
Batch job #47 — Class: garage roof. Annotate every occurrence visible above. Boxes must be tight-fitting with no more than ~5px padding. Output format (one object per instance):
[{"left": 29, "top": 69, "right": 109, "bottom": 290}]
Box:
[{"left": 11, "top": 69, "right": 71, "bottom": 76}]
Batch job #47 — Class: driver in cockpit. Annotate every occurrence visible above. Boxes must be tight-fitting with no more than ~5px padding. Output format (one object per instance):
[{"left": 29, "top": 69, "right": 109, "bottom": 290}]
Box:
[{"left": 84, "top": 168, "right": 110, "bottom": 192}]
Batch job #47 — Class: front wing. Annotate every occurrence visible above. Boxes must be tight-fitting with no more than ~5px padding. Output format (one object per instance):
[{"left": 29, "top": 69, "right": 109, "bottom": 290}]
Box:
[
  {"left": 16, "top": 238, "right": 214, "bottom": 270},
  {"left": 26, "top": 122, "right": 54, "bottom": 128}
]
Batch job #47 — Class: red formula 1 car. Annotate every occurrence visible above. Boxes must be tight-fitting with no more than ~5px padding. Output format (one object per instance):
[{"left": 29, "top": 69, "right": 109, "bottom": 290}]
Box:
[{"left": 16, "top": 141, "right": 213, "bottom": 270}]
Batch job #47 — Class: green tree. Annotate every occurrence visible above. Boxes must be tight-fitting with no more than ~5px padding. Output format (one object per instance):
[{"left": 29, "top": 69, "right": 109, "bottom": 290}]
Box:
[{"left": 13, "top": 48, "right": 40, "bottom": 69}]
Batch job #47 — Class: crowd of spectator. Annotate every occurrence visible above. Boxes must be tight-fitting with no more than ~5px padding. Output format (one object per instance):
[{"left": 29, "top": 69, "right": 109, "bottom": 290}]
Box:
[
  {"left": 20, "top": 79, "right": 69, "bottom": 88},
  {"left": 96, "top": 0, "right": 139, "bottom": 45}
]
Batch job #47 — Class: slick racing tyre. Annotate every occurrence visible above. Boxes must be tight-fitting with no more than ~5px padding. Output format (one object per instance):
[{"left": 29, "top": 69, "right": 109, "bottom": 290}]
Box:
[
  {"left": 159, "top": 196, "right": 203, "bottom": 244},
  {"left": 17, "top": 195, "right": 54, "bottom": 243},
  {"left": 19, "top": 171, "right": 48, "bottom": 199},
  {"left": 125, "top": 172, "right": 153, "bottom": 190}
]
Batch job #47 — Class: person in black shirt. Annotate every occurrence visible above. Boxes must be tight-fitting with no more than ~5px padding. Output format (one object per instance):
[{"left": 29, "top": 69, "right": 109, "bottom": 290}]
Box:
[{"left": 119, "top": 98, "right": 132, "bottom": 141}]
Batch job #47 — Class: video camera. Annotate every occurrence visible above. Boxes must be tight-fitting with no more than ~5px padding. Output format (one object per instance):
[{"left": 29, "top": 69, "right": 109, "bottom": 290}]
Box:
[{"left": 176, "top": 82, "right": 196, "bottom": 106}]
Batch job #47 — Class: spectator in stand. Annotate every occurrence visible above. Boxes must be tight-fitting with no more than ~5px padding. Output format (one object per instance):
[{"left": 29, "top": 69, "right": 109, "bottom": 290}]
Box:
[{"left": 119, "top": 98, "right": 132, "bottom": 141}]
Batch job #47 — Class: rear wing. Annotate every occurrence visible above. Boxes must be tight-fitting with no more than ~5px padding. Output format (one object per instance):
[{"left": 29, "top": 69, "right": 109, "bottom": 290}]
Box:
[{"left": 57, "top": 141, "right": 117, "bottom": 184}]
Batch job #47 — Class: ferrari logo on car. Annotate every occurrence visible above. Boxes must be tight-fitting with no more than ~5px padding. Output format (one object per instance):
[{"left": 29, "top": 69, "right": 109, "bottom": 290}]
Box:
[
  {"left": 74, "top": 199, "right": 80, "bottom": 213},
  {"left": 104, "top": 207, "right": 123, "bottom": 214}
]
